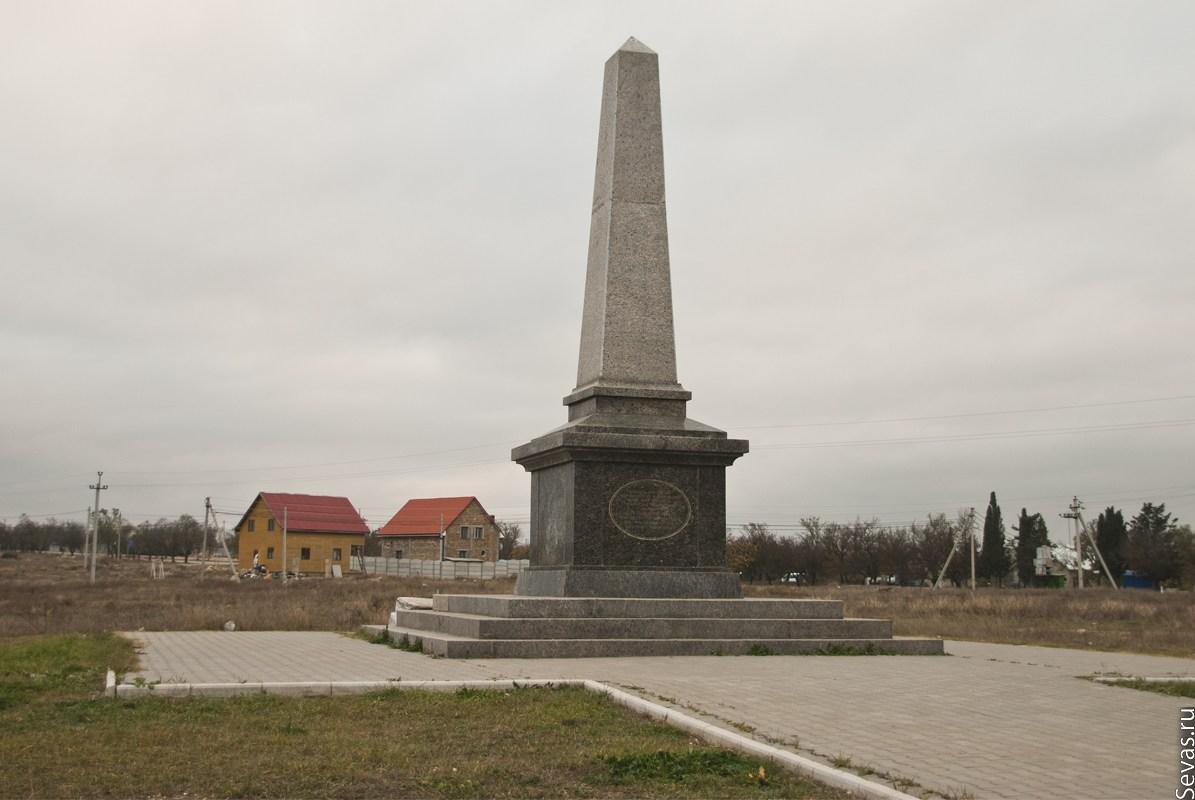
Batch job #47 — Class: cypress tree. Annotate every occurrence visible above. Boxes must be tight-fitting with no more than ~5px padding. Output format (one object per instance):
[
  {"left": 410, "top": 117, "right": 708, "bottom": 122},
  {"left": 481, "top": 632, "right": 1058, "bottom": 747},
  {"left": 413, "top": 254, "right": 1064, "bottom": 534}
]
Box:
[
  {"left": 1127, "top": 502, "right": 1180, "bottom": 584},
  {"left": 1013, "top": 508, "right": 1050, "bottom": 586},
  {"left": 978, "top": 491, "right": 1012, "bottom": 584},
  {"left": 1094, "top": 506, "right": 1128, "bottom": 584}
]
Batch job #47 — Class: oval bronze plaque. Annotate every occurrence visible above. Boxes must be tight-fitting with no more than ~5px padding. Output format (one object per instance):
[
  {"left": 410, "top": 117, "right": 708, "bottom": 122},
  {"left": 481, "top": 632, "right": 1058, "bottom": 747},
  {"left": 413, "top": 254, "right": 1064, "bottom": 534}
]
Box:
[{"left": 608, "top": 479, "right": 692, "bottom": 541}]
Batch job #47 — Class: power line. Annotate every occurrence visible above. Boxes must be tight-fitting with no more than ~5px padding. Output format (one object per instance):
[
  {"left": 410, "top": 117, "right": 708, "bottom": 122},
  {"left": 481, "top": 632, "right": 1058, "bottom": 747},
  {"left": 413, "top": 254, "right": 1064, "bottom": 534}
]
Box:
[
  {"left": 1, "top": 508, "right": 88, "bottom": 520},
  {"left": 737, "top": 393, "right": 1195, "bottom": 430},
  {"left": 0, "top": 474, "right": 94, "bottom": 493},
  {"left": 106, "top": 441, "right": 519, "bottom": 477},
  {"left": 0, "top": 444, "right": 519, "bottom": 491},
  {"left": 113, "top": 457, "right": 512, "bottom": 489},
  {"left": 754, "top": 417, "right": 1195, "bottom": 450},
  {"left": 724, "top": 482, "right": 1195, "bottom": 516}
]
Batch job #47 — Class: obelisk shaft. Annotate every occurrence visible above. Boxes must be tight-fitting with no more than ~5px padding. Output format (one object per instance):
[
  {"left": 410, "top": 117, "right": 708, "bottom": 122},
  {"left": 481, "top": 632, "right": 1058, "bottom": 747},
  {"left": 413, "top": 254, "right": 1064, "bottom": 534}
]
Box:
[{"left": 575, "top": 38, "right": 681, "bottom": 396}]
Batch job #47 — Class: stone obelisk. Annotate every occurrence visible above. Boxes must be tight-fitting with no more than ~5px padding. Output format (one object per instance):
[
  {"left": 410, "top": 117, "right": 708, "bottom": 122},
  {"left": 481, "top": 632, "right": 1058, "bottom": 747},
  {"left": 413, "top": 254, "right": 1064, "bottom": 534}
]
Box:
[{"left": 512, "top": 38, "right": 748, "bottom": 598}]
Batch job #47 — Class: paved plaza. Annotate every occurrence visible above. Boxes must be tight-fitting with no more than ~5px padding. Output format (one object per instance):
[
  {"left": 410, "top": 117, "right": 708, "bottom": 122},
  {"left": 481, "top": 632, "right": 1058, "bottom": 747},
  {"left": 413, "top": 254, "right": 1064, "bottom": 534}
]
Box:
[{"left": 123, "top": 631, "right": 1193, "bottom": 800}]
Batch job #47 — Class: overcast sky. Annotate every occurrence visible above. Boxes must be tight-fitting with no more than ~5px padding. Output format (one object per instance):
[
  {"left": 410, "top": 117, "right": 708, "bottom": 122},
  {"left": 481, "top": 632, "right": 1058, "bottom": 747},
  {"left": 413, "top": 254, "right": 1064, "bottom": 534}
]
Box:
[{"left": 2, "top": 1, "right": 1192, "bottom": 543}]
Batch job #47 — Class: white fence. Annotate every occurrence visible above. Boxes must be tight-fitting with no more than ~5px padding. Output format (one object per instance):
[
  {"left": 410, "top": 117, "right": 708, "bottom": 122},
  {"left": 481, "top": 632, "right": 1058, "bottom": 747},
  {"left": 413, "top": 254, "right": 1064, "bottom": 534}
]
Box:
[{"left": 359, "top": 557, "right": 529, "bottom": 580}]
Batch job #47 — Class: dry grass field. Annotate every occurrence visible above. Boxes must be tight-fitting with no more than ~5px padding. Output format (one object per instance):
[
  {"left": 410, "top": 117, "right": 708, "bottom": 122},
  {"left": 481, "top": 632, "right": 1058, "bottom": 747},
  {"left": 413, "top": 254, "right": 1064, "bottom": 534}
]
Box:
[
  {"left": 0, "top": 552, "right": 512, "bottom": 637},
  {"left": 4, "top": 553, "right": 1192, "bottom": 657},
  {"left": 744, "top": 583, "right": 1195, "bottom": 657}
]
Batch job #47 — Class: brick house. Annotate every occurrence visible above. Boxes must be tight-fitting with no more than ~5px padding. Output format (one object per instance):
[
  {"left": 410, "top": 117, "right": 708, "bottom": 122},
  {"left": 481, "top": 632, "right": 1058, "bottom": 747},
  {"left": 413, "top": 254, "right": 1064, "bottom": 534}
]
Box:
[
  {"left": 376, "top": 496, "right": 500, "bottom": 562},
  {"left": 235, "top": 492, "right": 368, "bottom": 575}
]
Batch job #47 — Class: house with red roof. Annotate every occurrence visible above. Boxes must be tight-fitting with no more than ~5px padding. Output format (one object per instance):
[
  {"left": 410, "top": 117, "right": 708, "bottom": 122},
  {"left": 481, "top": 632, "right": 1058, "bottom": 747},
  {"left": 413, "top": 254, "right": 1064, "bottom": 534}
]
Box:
[
  {"left": 376, "top": 496, "right": 499, "bottom": 562},
  {"left": 234, "top": 492, "right": 368, "bottom": 575}
]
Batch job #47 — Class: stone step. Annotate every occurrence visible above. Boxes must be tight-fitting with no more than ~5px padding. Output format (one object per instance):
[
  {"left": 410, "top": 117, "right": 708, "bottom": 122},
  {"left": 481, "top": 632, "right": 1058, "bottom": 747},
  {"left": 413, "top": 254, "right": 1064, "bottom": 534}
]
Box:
[
  {"left": 426, "top": 594, "right": 844, "bottom": 620},
  {"left": 394, "top": 609, "right": 890, "bottom": 641},
  {"left": 383, "top": 626, "right": 944, "bottom": 658}
]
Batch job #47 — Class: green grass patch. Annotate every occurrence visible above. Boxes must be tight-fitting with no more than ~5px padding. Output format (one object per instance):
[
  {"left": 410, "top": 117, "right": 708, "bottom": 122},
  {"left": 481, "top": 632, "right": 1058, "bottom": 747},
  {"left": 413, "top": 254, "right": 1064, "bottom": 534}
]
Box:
[
  {"left": 813, "top": 644, "right": 881, "bottom": 656},
  {"left": 360, "top": 628, "right": 393, "bottom": 645},
  {"left": 393, "top": 633, "right": 424, "bottom": 652},
  {"left": 356, "top": 628, "right": 424, "bottom": 652},
  {"left": 1097, "top": 678, "right": 1195, "bottom": 698},
  {"left": 0, "top": 634, "right": 843, "bottom": 799},
  {"left": 607, "top": 750, "right": 764, "bottom": 779},
  {"left": 0, "top": 633, "right": 134, "bottom": 709}
]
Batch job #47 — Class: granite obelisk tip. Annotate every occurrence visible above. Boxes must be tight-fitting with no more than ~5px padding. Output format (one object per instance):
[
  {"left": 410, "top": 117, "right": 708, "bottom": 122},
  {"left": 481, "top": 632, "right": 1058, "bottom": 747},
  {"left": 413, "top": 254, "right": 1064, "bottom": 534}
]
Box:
[{"left": 618, "top": 36, "right": 656, "bottom": 54}]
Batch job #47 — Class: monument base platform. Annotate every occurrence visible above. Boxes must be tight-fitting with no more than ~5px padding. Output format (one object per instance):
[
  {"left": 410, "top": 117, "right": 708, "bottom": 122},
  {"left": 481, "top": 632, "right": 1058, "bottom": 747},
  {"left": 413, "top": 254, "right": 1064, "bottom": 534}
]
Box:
[
  {"left": 376, "top": 594, "right": 945, "bottom": 659},
  {"left": 514, "top": 567, "right": 742, "bottom": 598}
]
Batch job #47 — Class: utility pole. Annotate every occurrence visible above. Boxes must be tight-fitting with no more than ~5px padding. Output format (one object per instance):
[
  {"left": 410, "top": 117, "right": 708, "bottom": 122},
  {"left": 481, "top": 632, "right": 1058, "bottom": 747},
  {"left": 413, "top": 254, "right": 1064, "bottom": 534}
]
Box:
[
  {"left": 1062, "top": 496, "right": 1119, "bottom": 591},
  {"left": 199, "top": 498, "right": 239, "bottom": 577},
  {"left": 201, "top": 497, "right": 211, "bottom": 563},
  {"left": 83, "top": 506, "right": 92, "bottom": 571},
  {"left": 933, "top": 509, "right": 976, "bottom": 591},
  {"left": 934, "top": 523, "right": 959, "bottom": 590},
  {"left": 439, "top": 511, "right": 446, "bottom": 579},
  {"left": 1061, "top": 496, "right": 1084, "bottom": 588},
  {"left": 282, "top": 507, "right": 288, "bottom": 585},
  {"left": 933, "top": 541, "right": 955, "bottom": 590},
  {"left": 112, "top": 508, "right": 121, "bottom": 559},
  {"left": 88, "top": 472, "right": 108, "bottom": 585},
  {"left": 968, "top": 507, "right": 977, "bottom": 593},
  {"left": 1076, "top": 510, "right": 1083, "bottom": 589}
]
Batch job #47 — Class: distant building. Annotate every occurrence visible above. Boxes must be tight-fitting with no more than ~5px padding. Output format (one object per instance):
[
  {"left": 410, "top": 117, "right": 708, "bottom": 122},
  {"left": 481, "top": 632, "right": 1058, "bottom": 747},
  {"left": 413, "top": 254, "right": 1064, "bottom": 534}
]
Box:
[
  {"left": 1034, "top": 543, "right": 1100, "bottom": 588},
  {"left": 235, "top": 492, "right": 368, "bottom": 575},
  {"left": 376, "top": 496, "right": 499, "bottom": 562}
]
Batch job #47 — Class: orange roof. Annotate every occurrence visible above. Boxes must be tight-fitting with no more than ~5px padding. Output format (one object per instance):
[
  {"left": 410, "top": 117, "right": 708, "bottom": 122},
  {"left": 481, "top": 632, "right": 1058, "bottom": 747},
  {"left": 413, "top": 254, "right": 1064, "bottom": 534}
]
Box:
[
  {"left": 238, "top": 492, "right": 368, "bottom": 535},
  {"left": 378, "top": 496, "right": 477, "bottom": 537}
]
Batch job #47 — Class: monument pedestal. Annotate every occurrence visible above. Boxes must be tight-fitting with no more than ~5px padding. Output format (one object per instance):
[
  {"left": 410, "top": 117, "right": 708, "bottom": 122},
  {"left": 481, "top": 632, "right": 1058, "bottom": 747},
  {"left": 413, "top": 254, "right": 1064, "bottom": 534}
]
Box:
[
  {"left": 377, "top": 594, "right": 945, "bottom": 658},
  {"left": 515, "top": 567, "right": 741, "bottom": 599},
  {"left": 512, "top": 385, "right": 749, "bottom": 598}
]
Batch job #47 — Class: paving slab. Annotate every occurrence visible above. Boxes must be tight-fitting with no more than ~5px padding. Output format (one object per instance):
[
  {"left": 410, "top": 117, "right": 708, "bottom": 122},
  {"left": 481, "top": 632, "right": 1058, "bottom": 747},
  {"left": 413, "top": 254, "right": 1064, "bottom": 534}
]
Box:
[
  {"left": 123, "top": 630, "right": 494, "bottom": 683},
  {"left": 121, "top": 632, "right": 1194, "bottom": 800}
]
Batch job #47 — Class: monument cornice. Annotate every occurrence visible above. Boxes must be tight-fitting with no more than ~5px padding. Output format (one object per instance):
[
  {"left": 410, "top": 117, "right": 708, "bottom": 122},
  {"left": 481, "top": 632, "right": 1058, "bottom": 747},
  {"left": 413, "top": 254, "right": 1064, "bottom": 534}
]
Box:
[
  {"left": 563, "top": 383, "right": 692, "bottom": 405},
  {"left": 512, "top": 431, "right": 749, "bottom": 472}
]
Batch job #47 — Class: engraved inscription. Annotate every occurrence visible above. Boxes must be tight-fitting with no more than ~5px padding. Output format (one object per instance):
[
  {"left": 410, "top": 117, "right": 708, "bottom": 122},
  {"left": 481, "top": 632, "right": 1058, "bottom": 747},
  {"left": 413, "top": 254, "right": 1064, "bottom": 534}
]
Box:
[{"left": 608, "top": 479, "right": 692, "bottom": 541}]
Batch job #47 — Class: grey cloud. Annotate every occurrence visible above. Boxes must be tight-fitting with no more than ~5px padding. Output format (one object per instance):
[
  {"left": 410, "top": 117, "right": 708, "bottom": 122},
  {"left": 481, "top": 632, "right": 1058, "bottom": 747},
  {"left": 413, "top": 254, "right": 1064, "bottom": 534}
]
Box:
[{"left": 2, "top": 1, "right": 1192, "bottom": 533}]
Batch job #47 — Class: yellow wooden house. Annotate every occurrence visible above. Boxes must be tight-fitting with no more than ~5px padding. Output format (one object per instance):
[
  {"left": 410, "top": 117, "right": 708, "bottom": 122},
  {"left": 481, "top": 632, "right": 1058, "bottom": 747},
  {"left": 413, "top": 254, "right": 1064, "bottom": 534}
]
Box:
[{"left": 235, "top": 492, "right": 367, "bottom": 575}]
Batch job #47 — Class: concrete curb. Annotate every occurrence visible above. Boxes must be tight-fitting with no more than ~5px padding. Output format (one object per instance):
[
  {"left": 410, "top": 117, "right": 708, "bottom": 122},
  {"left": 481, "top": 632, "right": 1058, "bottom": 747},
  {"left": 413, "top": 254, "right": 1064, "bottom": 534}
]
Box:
[
  {"left": 580, "top": 680, "right": 917, "bottom": 800},
  {"left": 113, "top": 677, "right": 915, "bottom": 800},
  {"left": 114, "top": 678, "right": 573, "bottom": 698}
]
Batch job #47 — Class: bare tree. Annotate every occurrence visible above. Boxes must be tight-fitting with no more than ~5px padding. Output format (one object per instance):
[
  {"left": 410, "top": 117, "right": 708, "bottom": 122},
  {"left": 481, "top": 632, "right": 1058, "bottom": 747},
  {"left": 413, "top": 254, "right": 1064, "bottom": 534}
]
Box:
[
  {"left": 496, "top": 521, "right": 522, "bottom": 560},
  {"left": 913, "top": 514, "right": 961, "bottom": 586},
  {"left": 797, "top": 517, "right": 826, "bottom": 585}
]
